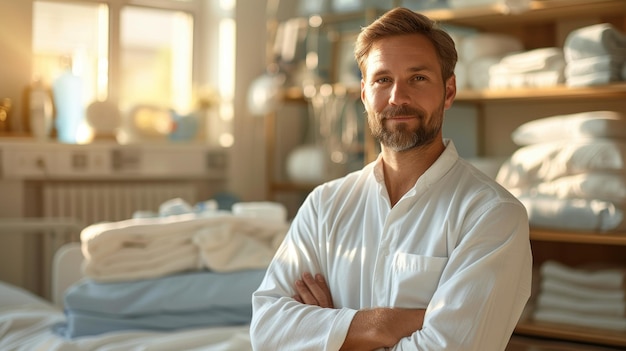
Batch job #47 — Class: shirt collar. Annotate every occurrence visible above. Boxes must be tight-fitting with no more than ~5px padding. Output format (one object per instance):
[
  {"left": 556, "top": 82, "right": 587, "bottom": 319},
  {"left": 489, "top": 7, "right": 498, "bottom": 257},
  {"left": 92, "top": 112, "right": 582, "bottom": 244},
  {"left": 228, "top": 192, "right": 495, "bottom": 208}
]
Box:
[{"left": 372, "top": 139, "right": 459, "bottom": 190}]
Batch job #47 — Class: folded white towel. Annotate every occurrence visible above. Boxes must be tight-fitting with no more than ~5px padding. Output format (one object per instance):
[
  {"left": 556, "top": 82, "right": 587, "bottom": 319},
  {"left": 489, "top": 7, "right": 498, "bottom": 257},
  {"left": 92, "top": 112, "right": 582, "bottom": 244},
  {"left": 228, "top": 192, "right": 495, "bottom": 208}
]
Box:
[
  {"left": 459, "top": 33, "right": 523, "bottom": 63},
  {"left": 80, "top": 212, "right": 289, "bottom": 282},
  {"left": 536, "top": 291, "right": 626, "bottom": 317},
  {"left": 541, "top": 276, "right": 626, "bottom": 302},
  {"left": 496, "top": 139, "right": 626, "bottom": 188},
  {"left": 489, "top": 69, "right": 564, "bottom": 89},
  {"left": 468, "top": 56, "right": 503, "bottom": 90},
  {"left": 193, "top": 216, "right": 289, "bottom": 272},
  {"left": 534, "top": 307, "right": 626, "bottom": 331},
  {"left": 80, "top": 213, "right": 224, "bottom": 261},
  {"left": 564, "top": 23, "right": 626, "bottom": 62},
  {"left": 83, "top": 243, "right": 201, "bottom": 282},
  {"left": 517, "top": 194, "right": 625, "bottom": 232},
  {"left": 494, "top": 47, "right": 565, "bottom": 74},
  {"left": 509, "top": 172, "right": 626, "bottom": 204},
  {"left": 541, "top": 260, "right": 625, "bottom": 290},
  {"left": 511, "top": 110, "right": 626, "bottom": 146},
  {"left": 566, "top": 70, "right": 623, "bottom": 87},
  {"left": 448, "top": 0, "right": 531, "bottom": 14},
  {"left": 565, "top": 54, "right": 626, "bottom": 77}
]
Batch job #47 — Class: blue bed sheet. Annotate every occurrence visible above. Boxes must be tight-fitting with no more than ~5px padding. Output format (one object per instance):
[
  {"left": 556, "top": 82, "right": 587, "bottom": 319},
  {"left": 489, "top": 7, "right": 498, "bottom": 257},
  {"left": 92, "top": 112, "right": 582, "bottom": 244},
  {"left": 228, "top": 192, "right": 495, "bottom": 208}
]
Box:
[{"left": 54, "top": 269, "right": 266, "bottom": 338}]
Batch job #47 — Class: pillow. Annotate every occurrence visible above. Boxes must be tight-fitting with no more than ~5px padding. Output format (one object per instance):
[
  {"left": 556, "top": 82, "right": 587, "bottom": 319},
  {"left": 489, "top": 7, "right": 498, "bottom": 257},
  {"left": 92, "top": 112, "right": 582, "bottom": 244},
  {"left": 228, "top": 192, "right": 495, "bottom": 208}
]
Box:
[
  {"left": 511, "top": 110, "right": 626, "bottom": 146},
  {"left": 496, "top": 139, "right": 626, "bottom": 189}
]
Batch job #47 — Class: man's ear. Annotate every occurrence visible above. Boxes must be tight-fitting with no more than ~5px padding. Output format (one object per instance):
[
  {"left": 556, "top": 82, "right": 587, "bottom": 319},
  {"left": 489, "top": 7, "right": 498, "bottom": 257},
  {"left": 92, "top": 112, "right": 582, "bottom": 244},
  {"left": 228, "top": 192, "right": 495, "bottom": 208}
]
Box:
[
  {"left": 444, "top": 75, "right": 457, "bottom": 110},
  {"left": 360, "top": 79, "right": 366, "bottom": 103}
]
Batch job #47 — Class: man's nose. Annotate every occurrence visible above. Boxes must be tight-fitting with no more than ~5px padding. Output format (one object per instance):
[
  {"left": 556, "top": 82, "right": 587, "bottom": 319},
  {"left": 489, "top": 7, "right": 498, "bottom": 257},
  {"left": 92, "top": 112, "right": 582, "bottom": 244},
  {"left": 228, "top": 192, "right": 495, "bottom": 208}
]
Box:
[{"left": 389, "top": 81, "right": 411, "bottom": 105}]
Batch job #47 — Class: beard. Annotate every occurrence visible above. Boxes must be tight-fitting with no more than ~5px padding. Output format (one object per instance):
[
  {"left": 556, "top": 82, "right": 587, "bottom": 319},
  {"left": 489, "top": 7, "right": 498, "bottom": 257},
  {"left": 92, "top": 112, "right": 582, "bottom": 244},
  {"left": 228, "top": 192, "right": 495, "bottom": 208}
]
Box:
[{"left": 367, "top": 101, "right": 445, "bottom": 152}]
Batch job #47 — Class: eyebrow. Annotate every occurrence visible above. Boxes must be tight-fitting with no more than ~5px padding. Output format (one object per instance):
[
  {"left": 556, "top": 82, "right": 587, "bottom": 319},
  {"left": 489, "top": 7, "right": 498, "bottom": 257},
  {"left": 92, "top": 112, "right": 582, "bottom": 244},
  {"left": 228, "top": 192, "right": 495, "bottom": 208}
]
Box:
[{"left": 370, "top": 65, "right": 436, "bottom": 79}]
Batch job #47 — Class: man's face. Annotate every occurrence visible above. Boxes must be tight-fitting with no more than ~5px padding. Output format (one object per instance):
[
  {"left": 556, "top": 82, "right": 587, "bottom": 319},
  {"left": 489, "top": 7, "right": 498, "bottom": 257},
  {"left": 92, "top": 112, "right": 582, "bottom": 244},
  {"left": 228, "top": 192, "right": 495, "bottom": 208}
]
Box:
[{"left": 360, "top": 34, "right": 456, "bottom": 152}]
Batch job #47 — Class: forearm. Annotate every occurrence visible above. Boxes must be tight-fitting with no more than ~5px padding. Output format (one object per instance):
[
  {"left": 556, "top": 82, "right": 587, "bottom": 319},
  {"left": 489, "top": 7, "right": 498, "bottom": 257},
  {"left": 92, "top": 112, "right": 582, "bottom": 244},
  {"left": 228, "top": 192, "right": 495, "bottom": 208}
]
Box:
[{"left": 341, "top": 308, "right": 425, "bottom": 351}]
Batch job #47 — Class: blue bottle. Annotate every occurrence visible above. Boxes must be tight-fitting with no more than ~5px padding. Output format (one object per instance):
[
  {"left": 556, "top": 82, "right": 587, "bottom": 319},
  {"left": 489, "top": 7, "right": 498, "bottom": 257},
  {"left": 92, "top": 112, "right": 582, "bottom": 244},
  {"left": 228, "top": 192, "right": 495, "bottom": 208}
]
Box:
[{"left": 52, "top": 60, "right": 84, "bottom": 143}]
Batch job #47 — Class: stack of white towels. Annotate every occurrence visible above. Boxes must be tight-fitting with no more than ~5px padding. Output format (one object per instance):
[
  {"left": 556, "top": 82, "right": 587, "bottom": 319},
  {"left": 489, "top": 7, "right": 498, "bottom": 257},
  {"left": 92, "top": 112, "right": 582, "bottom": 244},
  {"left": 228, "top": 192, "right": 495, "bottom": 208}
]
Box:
[
  {"left": 454, "top": 33, "right": 567, "bottom": 90},
  {"left": 496, "top": 110, "right": 626, "bottom": 232},
  {"left": 488, "top": 47, "right": 566, "bottom": 89},
  {"left": 564, "top": 23, "right": 626, "bottom": 87},
  {"left": 81, "top": 200, "right": 290, "bottom": 282},
  {"left": 533, "top": 260, "right": 626, "bottom": 331},
  {"left": 454, "top": 32, "right": 524, "bottom": 90}
]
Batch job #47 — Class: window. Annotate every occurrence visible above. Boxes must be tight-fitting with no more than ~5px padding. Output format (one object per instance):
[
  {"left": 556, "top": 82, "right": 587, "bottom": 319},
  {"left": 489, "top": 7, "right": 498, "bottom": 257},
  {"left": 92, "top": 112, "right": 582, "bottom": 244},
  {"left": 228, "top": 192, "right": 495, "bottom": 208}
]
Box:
[{"left": 32, "top": 0, "right": 235, "bottom": 147}]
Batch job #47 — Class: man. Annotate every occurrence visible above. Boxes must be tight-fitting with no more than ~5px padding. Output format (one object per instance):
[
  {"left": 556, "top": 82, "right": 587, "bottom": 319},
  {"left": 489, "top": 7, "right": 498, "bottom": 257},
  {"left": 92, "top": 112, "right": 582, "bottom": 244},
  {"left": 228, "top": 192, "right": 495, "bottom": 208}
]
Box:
[{"left": 251, "top": 7, "right": 532, "bottom": 351}]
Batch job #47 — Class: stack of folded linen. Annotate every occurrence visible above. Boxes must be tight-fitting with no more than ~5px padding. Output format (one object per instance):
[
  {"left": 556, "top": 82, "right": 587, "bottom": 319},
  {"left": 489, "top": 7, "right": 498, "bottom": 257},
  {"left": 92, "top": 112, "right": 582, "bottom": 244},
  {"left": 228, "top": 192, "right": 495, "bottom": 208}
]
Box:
[
  {"left": 81, "top": 211, "right": 289, "bottom": 282},
  {"left": 54, "top": 205, "right": 290, "bottom": 338},
  {"left": 488, "top": 47, "right": 566, "bottom": 89},
  {"left": 456, "top": 33, "right": 524, "bottom": 90},
  {"left": 533, "top": 260, "right": 626, "bottom": 331},
  {"left": 496, "top": 110, "right": 626, "bottom": 232},
  {"left": 563, "top": 23, "right": 626, "bottom": 87}
]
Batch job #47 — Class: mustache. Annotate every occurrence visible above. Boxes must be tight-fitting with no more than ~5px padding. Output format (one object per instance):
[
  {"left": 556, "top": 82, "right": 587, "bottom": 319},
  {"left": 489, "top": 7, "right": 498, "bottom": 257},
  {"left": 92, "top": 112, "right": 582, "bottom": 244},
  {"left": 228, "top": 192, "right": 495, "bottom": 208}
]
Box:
[{"left": 380, "top": 105, "right": 425, "bottom": 120}]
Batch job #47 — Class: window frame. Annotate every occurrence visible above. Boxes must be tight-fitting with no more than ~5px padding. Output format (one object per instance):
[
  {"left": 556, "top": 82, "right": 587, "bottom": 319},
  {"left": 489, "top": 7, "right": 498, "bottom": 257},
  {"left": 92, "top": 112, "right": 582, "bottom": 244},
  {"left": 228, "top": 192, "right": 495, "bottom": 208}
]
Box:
[{"left": 35, "top": 0, "right": 204, "bottom": 107}]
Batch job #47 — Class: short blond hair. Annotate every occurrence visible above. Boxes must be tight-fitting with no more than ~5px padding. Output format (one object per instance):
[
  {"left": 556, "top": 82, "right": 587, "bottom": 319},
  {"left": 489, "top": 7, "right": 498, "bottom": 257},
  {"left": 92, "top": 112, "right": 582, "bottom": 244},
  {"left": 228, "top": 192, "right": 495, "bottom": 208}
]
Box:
[{"left": 355, "top": 7, "right": 457, "bottom": 81}]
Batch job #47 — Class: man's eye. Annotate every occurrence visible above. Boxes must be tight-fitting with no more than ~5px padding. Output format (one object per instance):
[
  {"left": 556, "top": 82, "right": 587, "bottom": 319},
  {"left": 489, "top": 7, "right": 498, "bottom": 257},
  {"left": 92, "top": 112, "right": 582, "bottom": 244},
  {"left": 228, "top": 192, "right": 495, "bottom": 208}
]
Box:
[
  {"left": 413, "top": 76, "right": 427, "bottom": 81},
  {"left": 375, "top": 77, "right": 391, "bottom": 83}
]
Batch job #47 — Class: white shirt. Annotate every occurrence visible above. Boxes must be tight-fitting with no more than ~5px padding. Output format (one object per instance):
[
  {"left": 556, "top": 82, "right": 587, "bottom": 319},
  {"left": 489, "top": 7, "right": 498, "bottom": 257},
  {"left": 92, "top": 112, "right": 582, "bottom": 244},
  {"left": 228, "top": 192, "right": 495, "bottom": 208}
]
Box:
[{"left": 251, "top": 140, "right": 532, "bottom": 350}]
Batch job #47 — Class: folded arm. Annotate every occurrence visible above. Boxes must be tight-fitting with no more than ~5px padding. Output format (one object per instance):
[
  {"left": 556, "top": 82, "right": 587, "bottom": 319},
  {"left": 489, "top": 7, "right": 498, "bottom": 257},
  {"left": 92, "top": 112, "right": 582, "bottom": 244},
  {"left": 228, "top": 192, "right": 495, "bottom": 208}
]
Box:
[{"left": 294, "top": 272, "right": 425, "bottom": 350}]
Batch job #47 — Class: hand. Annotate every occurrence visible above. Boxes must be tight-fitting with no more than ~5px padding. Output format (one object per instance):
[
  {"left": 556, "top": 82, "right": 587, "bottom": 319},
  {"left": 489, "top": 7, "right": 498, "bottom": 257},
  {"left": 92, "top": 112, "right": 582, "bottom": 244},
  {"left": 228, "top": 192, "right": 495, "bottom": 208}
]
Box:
[{"left": 293, "top": 272, "right": 334, "bottom": 308}]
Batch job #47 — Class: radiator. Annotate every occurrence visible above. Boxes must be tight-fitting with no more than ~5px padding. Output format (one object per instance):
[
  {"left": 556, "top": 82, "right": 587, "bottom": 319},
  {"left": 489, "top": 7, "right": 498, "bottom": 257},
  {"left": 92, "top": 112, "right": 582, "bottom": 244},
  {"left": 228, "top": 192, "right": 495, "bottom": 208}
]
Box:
[
  {"left": 19, "top": 181, "right": 199, "bottom": 299},
  {"left": 42, "top": 180, "right": 198, "bottom": 225}
]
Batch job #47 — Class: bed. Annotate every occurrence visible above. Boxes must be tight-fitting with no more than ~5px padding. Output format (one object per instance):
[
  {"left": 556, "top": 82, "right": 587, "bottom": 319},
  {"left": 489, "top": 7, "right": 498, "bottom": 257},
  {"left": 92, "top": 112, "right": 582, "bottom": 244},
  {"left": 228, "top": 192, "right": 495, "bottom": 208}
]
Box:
[{"left": 0, "top": 208, "right": 288, "bottom": 351}]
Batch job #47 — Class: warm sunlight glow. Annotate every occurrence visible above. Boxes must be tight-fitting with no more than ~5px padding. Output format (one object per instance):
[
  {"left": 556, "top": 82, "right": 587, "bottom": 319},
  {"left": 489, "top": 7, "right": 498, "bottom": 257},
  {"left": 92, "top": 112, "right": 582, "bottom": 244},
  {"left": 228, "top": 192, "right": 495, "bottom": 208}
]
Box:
[
  {"left": 219, "top": 133, "right": 234, "bottom": 147},
  {"left": 172, "top": 12, "right": 194, "bottom": 114}
]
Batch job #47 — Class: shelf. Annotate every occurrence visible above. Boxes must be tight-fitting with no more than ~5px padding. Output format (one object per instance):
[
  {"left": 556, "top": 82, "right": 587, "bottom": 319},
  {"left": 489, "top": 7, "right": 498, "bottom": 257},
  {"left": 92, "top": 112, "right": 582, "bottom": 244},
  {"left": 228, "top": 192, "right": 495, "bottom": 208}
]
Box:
[
  {"left": 515, "top": 319, "right": 626, "bottom": 348},
  {"left": 456, "top": 83, "right": 626, "bottom": 103},
  {"left": 530, "top": 228, "right": 626, "bottom": 246},
  {"left": 270, "top": 181, "right": 317, "bottom": 193},
  {"left": 282, "top": 83, "right": 626, "bottom": 104},
  {"left": 422, "top": 0, "right": 626, "bottom": 30}
]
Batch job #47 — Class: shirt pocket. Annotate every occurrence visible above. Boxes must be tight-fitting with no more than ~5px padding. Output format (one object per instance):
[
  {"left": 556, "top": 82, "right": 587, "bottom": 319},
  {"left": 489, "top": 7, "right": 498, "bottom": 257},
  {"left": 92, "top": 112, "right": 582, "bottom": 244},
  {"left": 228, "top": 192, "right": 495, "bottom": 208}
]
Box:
[{"left": 389, "top": 252, "right": 448, "bottom": 308}]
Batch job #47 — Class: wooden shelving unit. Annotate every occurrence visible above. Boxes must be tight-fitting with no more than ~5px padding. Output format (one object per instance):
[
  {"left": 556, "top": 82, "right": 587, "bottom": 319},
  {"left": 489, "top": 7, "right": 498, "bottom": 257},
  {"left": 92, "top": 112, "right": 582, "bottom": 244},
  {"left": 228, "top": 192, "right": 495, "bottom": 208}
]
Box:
[
  {"left": 266, "top": 0, "right": 626, "bottom": 347},
  {"left": 515, "top": 318, "right": 626, "bottom": 348},
  {"left": 423, "top": 0, "right": 626, "bottom": 30},
  {"left": 456, "top": 82, "right": 626, "bottom": 102},
  {"left": 515, "top": 229, "right": 626, "bottom": 348}
]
